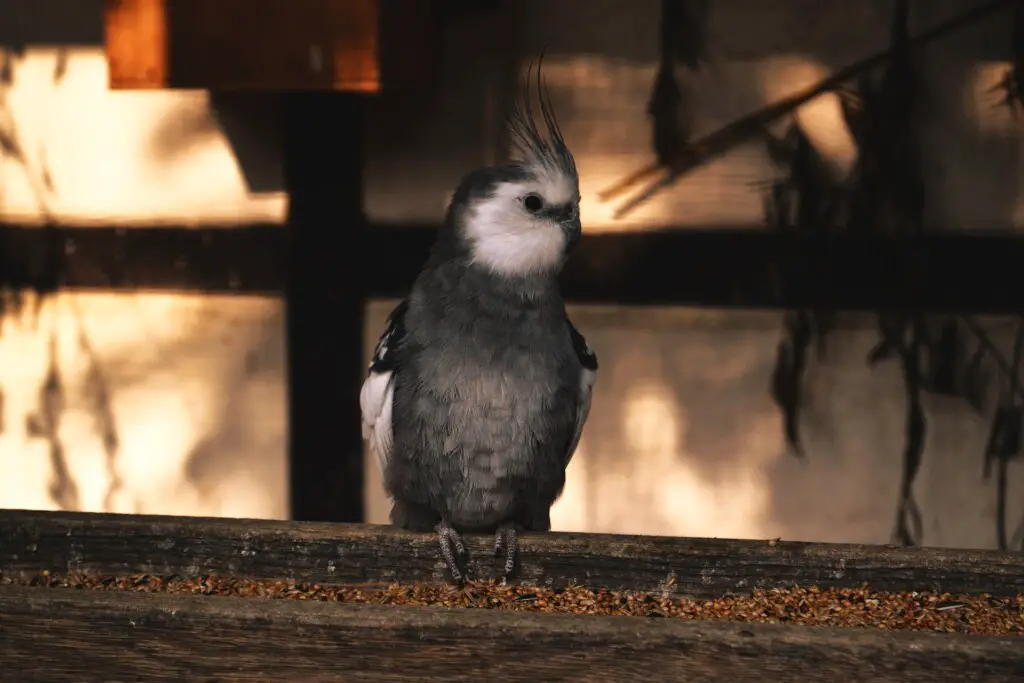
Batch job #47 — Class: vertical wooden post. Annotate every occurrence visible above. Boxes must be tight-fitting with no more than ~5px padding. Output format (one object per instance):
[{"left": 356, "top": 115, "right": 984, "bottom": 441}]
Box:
[{"left": 283, "top": 93, "right": 366, "bottom": 523}]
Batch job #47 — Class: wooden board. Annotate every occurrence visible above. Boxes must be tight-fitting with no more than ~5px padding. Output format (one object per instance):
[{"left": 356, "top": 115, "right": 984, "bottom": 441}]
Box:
[
  {"left": 1, "top": 585, "right": 1021, "bottom": 682},
  {"left": 8, "top": 221, "right": 1024, "bottom": 312},
  {"left": 104, "top": 0, "right": 380, "bottom": 91},
  {"left": 283, "top": 92, "right": 366, "bottom": 524},
  {"left": 4, "top": 509, "right": 1024, "bottom": 596},
  {"left": 104, "top": 0, "right": 168, "bottom": 88}
]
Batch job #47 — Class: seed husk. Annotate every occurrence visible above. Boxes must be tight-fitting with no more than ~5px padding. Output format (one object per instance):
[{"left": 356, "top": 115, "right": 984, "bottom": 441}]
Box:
[{"left": 3, "top": 570, "right": 1021, "bottom": 636}]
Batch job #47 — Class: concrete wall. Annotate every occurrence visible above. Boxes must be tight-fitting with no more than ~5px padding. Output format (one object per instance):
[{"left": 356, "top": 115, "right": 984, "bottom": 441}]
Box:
[{"left": 1, "top": 0, "right": 1022, "bottom": 549}]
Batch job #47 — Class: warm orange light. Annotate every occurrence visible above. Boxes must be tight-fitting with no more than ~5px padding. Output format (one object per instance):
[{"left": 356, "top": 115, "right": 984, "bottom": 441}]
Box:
[{"left": 0, "top": 47, "right": 288, "bottom": 519}]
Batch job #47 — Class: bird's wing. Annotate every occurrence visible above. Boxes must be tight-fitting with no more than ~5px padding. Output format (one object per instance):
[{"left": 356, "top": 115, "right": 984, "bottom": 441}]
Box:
[
  {"left": 359, "top": 300, "right": 408, "bottom": 479},
  {"left": 565, "top": 316, "right": 598, "bottom": 466}
]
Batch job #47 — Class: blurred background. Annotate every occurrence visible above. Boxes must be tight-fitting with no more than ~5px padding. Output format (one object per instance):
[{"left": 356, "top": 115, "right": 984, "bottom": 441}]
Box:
[{"left": 1, "top": 0, "right": 1023, "bottom": 551}]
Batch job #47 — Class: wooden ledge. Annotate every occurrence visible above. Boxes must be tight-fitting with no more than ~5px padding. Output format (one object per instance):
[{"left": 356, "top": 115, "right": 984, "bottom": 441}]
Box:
[
  {"left": 3, "top": 509, "right": 1024, "bottom": 682},
  {"left": 1, "top": 586, "right": 1022, "bottom": 682},
  {"left": 3, "top": 509, "right": 1024, "bottom": 596}
]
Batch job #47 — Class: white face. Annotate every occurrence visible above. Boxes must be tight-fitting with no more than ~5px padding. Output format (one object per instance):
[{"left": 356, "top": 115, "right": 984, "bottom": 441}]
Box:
[{"left": 463, "top": 167, "right": 580, "bottom": 278}]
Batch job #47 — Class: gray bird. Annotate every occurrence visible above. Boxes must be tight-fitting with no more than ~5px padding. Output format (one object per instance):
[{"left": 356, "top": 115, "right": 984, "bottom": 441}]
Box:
[{"left": 359, "top": 65, "right": 597, "bottom": 583}]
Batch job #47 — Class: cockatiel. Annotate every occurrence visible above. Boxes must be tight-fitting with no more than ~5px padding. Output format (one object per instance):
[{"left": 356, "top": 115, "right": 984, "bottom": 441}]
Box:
[{"left": 359, "top": 63, "right": 597, "bottom": 583}]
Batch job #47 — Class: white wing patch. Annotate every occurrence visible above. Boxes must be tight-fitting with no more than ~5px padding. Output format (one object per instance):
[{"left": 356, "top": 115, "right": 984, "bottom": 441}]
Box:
[
  {"left": 565, "top": 319, "right": 598, "bottom": 466},
  {"left": 360, "top": 301, "right": 407, "bottom": 479},
  {"left": 360, "top": 370, "right": 395, "bottom": 479}
]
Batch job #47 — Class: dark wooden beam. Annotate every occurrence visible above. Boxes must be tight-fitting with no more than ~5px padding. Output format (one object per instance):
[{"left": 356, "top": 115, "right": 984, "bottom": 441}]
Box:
[
  {"left": 0, "top": 222, "right": 285, "bottom": 295},
  {"left": 105, "top": 0, "right": 380, "bottom": 91},
  {"left": 5, "top": 222, "right": 1024, "bottom": 313},
  {"left": 4, "top": 509, "right": 1024, "bottom": 596},
  {"left": 283, "top": 94, "right": 365, "bottom": 523},
  {"left": 2, "top": 585, "right": 1022, "bottom": 683},
  {"left": 367, "top": 226, "right": 1024, "bottom": 313}
]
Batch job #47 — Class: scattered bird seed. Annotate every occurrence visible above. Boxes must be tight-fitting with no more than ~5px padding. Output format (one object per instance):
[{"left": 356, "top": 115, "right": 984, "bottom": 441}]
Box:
[{"left": 2, "top": 570, "right": 1021, "bottom": 635}]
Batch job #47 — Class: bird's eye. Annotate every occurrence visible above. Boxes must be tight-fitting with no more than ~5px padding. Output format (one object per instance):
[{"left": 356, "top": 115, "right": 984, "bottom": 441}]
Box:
[{"left": 522, "top": 193, "right": 545, "bottom": 213}]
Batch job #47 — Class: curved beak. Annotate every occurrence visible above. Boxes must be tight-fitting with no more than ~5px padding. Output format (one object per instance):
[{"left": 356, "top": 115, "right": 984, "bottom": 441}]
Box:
[{"left": 562, "top": 216, "right": 582, "bottom": 251}]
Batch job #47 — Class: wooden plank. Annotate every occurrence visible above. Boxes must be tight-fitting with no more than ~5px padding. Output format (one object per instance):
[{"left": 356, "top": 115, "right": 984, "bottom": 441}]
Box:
[
  {"left": 6, "top": 222, "right": 1024, "bottom": 312},
  {"left": 0, "top": 586, "right": 1021, "bottom": 683},
  {"left": 283, "top": 93, "right": 365, "bottom": 523},
  {"left": 0, "top": 222, "right": 285, "bottom": 295},
  {"left": 4, "top": 509, "right": 1024, "bottom": 596},
  {"left": 104, "top": 0, "right": 380, "bottom": 91},
  {"left": 370, "top": 226, "right": 1024, "bottom": 313},
  {"left": 104, "top": 0, "right": 167, "bottom": 89}
]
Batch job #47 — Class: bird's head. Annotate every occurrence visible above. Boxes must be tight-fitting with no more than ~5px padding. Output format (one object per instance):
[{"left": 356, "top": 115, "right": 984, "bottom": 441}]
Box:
[{"left": 447, "top": 62, "right": 581, "bottom": 280}]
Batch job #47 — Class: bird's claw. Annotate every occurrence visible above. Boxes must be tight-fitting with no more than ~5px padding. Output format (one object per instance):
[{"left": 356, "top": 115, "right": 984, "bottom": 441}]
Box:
[
  {"left": 493, "top": 525, "right": 519, "bottom": 582},
  {"left": 436, "top": 521, "right": 467, "bottom": 584}
]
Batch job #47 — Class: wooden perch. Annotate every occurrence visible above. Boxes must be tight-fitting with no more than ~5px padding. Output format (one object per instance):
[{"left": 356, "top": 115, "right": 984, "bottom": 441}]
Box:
[
  {"left": 3, "top": 510, "right": 1024, "bottom": 682},
  {"left": 2, "top": 585, "right": 1022, "bottom": 683},
  {"left": 4, "top": 509, "right": 1024, "bottom": 596}
]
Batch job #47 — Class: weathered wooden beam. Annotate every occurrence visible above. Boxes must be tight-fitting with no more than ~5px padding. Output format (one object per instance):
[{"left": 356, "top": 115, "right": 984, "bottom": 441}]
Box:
[
  {"left": 104, "top": 0, "right": 380, "bottom": 91},
  {"left": 4, "top": 222, "right": 1024, "bottom": 313},
  {"left": 1, "top": 585, "right": 1021, "bottom": 683},
  {"left": 104, "top": 0, "right": 167, "bottom": 88},
  {"left": 4, "top": 509, "right": 1024, "bottom": 596},
  {"left": 371, "top": 226, "right": 1024, "bottom": 313},
  {"left": 283, "top": 93, "right": 365, "bottom": 524},
  {"left": 0, "top": 222, "right": 285, "bottom": 295}
]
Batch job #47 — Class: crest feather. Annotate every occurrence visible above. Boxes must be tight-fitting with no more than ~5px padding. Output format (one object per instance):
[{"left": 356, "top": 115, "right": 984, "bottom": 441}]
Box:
[{"left": 506, "top": 55, "right": 578, "bottom": 182}]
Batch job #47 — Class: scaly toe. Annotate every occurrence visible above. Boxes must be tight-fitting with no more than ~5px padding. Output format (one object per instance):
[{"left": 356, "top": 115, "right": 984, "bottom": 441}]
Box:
[
  {"left": 493, "top": 528, "right": 505, "bottom": 557},
  {"left": 436, "top": 522, "right": 467, "bottom": 584},
  {"left": 495, "top": 526, "right": 519, "bottom": 581}
]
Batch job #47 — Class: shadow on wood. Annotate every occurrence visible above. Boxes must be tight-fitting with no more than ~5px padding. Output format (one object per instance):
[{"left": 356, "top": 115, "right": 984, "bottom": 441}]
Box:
[
  {"left": 1, "top": 585, "right": 1021, "bottom": 683},
  {"left": 3, "top": 509, "right": 1024, "bottom": 597}
]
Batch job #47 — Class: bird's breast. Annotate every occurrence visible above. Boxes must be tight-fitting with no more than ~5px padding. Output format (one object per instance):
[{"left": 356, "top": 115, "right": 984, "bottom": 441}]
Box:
[{"left": 422, "top": 345, "right": 561, "bottom": 410}]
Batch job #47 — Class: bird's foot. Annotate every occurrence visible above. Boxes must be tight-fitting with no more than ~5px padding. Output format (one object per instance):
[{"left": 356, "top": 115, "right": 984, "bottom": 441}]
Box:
[
  {"left": 436, "top": 520, "right": 467, "bottom": 584},
  {"left": 493, "top": 524, "right": 521, "bottom": 583}
]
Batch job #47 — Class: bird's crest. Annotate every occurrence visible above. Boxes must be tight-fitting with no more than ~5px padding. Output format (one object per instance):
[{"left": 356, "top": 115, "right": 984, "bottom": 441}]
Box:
[{"left": 506, "top": 55, "right": 578, "bottom": 188}]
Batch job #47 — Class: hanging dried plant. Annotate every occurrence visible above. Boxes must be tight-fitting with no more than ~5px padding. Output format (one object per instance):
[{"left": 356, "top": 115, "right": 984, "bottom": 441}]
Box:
[
  {"left": 601, "top": 0, "right": 1015, "bottom": 218},
  {"left": 621, "top": 0, "right": 1024, "bottom": 549},
  {"left": 959, "top": 315, "right": 1024, "bottom": 549},
  {"left": 842, "top": 1, "right": 1024, "bottom": 548},
  {"left": 843, "top": 0, "right": 932, "bottom": 547},
  {"left": 982, "top": 321, "right": 1024, "bottom": 550},
  {"left": 646, "top": 0, "right": 709, "bottom": 175},
  {"left": 764, "top": 126, "right": 845, "bottom": 455},
  {"left": 599, "top": 0, "right": 709, "bottom": 208},
  {"left": 983, "top": 4, "right": 1024, "bottom": 552}
]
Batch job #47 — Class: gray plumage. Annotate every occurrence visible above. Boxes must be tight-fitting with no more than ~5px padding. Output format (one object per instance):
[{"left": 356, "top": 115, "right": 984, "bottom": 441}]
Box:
[{"left": 359, "top": 61, "right": 597, "bottom": 582}]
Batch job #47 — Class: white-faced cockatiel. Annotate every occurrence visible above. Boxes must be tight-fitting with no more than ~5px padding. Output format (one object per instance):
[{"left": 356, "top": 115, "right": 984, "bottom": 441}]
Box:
[{"left": 360, "top": 63, "right": 597, "bottom": 583}]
